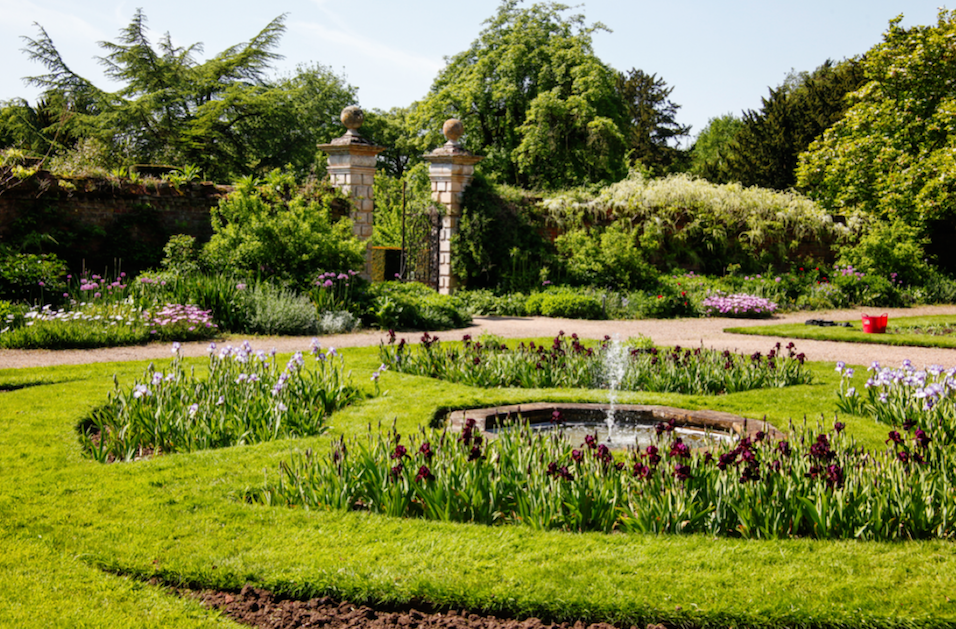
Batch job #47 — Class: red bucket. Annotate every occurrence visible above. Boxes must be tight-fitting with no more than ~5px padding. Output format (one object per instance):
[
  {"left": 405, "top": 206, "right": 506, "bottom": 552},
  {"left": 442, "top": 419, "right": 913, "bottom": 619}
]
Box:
[{"left": 861, "top": 313, "right": 888, "bottom": 334}]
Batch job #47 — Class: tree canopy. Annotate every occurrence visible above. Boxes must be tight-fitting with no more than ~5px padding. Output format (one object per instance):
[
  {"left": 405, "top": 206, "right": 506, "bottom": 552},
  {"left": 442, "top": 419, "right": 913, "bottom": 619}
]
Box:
[
  {"left": 409, "top": 1, "right": 630, "bottom": 189},
  {"left": 710, "top": 59, "right": 865, "bottom": 190},
  {"left": 798, "top": 10, "right": 956, "bottom": 226},
  {"left": 10, "top": 10, "right": 355, "bottom": 181},
  {"left": 797, "top": 11, "right": 956, "bottom": 272},
  {"left": 616, "top": 68, "right": 691, "bottom": 173}
]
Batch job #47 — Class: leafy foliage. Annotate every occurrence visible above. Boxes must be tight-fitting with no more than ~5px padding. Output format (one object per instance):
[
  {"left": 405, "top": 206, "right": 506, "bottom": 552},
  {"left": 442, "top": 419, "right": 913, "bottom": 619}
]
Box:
[
  {"left": 0, "top": 247, "right": 67, "bottom": 302},
  {"left": 14, "top": 11, "right": 355, "bottom": 181},
  {"left": 797, "top": 11, "right": 956, "bottom": 272},
  {"left": 616, "top": 68, "right": 691, "bottom": 173},
  {"left": 543, "top": 171, "right": 855, "bottom": 274},
  {"left": 202, "top": 169, "right": 364, "bottom": 289},
  {"left": 523, "top": 288, "right": 604, "bottom": 319},
  {"left": 367, "top": 281, "right": 471, "bottom": 331},
  {"left": 554, "top": 222, "right": 657, "bottom": 288},
  {"left": 410, "top": 1, "right": 628, "bottom": 189},
  {"left": 454, "top": 173, "right": 553, "bottom": 291},
  {"left": 689, "top": 113, "right": 744, "bottom": 179},
  {"left": 720, "top": 59, "right": 865, "bottom": 190}
]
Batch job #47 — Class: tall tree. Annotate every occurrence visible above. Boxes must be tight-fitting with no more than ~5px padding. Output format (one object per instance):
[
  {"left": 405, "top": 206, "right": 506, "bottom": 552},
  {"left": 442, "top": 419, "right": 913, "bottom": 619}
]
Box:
[
  {"left": 616, "top": 68, "right": 690, "bottom": 173},
  {"left": 797, "top": 10, "right": 956, "bottom": 271},
  {"left": 14, "top": 10, "right": 355, "bottom": 181},
  {"left": 689, "top": 113, "right": 744, "bottom": 180},
  {"left": 409, "top": 0, "right": 628, "bottom": 189},
  {"left": 720, "top": 58, "right": 865, "bottom": 190}
]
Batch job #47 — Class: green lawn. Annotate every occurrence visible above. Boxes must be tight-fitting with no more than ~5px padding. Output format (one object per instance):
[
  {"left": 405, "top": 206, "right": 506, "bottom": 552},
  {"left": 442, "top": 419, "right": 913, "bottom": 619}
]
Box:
[
  {"left": 726, "top": 314, "right": 956, "bottom": 349},
  {"left": 1, "top": 342, "right": 954, "bottom": 628}
]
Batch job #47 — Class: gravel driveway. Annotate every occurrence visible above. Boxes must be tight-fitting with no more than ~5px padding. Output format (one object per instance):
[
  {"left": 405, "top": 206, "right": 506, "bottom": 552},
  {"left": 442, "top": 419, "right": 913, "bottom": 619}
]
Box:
[{"left": 2, "top": 304, "right": 955, "bottom": 370}]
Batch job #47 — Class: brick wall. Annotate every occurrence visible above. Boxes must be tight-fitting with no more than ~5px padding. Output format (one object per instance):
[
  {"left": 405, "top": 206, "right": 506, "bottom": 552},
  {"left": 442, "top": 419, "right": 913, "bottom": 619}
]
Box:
[{"left": 0, "top": 171, "right": 230, "bottom": 272}]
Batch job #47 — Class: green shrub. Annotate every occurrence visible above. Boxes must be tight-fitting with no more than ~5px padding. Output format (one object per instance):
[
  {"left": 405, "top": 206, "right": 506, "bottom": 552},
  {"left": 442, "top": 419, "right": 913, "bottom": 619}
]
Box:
[
  {"left": 242, "top": 283, "right": 319, "bottom": 336},
  {"left": 543, "top": 172, "right": 854, "bottom": 274},
  {"left": 525, "top": 288, "right": 604, "bottom": 320},
  {"left": 838, "top": 218, "right": 932, "bottom": 286},
  {"left": 317, "top": 310, "right": 361, "bottom": 335},
  {"left": 539, "top": 292, "right": 603, "bottom": 319},
  {"left": 456, "top": 289, "right": 528, "bottom": 316},
  {"left": 830, "top": 265, "right": 902, "bottom": 307},
  {"left": 202, "top": 169, "right": 364, "bottom": 289},
  {"left": 160, "top": 234, "right": 201, "bottom": 275},
  {"left": 367, "top": 281, "right": 471, "bottom": 330},
  {"left": 454, "top": 174, "right": 553, "bottom": 292},
  {"left": 0, "top": 248, "right": 68, "bottom": 302},
  {"left": 554, "top": 222, "right": 657, "bottom": 288}
]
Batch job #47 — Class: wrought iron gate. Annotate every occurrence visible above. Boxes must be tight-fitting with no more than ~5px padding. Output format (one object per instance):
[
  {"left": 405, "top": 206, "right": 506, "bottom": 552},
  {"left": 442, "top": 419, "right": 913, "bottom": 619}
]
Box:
[{"left": 400, "top": 205, "right": 441, "bottom": 290}]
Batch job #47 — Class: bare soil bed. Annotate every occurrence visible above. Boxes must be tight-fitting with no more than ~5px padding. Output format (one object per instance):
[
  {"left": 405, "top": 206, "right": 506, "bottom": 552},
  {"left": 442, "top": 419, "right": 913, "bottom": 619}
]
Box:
[{"left": 191, "top": 584, "right": 644, "bottom": 629}]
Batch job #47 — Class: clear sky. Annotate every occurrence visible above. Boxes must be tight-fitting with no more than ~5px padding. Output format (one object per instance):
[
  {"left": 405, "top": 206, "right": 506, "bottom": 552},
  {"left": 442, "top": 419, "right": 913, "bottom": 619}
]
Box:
[{"left": 0, "top": 0, "right": 946, "bottom": 144}]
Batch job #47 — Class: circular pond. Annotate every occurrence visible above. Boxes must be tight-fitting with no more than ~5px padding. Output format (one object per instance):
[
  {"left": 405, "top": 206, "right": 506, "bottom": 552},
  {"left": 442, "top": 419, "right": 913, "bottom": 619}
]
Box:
[{"left": 447, "top": 403, "right": 779, "bottom": 450}]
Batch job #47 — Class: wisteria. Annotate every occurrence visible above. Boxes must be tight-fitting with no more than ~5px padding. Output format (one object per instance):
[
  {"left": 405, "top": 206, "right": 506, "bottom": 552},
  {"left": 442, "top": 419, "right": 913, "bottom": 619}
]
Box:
[
  {"left": 836, "top": 359, "right": 956, "bottom": 444},
  {"left": 701, "top": 292, "right": 778, "bottom": 318}
]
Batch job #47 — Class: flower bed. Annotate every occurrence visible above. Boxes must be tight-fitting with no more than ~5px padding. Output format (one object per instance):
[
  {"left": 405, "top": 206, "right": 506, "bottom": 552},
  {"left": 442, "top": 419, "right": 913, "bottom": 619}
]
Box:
[
  {"left": 81, "top": 340, "right": 360, "bottom": 461},
  {"left": 250, "top": 414, "right": 954, "bottom": 540},
  {"left": 702, "top": 292, "right": 778, "bottom": 318},
  {"left": 379, "top": 331, "right": 809, "bottom": 395}
]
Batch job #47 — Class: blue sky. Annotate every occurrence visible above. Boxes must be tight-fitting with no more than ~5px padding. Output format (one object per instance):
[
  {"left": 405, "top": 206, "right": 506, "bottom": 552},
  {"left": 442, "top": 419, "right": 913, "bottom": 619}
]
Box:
[{"left": 0, "top": 0, "right": 946, "bottom": 144}]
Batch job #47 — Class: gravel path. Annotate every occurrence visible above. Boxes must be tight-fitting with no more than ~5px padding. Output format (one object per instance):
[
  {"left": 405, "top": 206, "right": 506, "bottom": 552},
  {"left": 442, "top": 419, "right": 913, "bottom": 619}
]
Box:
[{"left": 2, "top": 305, "right": 955, "bottom": 370}]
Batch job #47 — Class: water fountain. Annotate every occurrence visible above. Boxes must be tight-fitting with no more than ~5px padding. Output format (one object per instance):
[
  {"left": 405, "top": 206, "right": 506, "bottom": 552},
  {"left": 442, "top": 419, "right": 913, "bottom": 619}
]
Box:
[{"left": 447, "top": 402, "right": 774, "bottom": 450}]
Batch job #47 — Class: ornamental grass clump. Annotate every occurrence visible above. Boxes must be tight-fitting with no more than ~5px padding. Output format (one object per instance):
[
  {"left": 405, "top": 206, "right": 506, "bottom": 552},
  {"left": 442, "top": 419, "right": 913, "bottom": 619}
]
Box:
[
  {"left": 379, "top": 331, "right": 810, "bottom": 394},
  {"left": 702, "top": 292, "right": 778, "bottom": 318},
  {"left": 251, "top": 416, "right": 956, "bottom": 540},
  {"left": 837, "top": 359, "right": 956, "bottom": 444},
  {"left": 81, "top": 340, "right": 360, "bottom": 462}
]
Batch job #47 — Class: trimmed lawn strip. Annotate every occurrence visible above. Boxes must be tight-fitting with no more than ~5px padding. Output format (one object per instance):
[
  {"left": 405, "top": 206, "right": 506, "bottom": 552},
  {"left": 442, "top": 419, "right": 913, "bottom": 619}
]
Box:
[
  {"left": 1, "top": 345, "right": 953, "bottom": 628},
  {"left": 726, "top": 315, "right": 956, "bottom": 349}
]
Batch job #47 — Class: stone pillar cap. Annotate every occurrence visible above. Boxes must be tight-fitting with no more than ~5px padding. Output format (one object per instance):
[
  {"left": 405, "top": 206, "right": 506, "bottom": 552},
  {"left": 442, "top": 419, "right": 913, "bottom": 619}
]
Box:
[
  {"left": 424, "top": 118, "right": 483, "bottom": 163},
  {"left": 317, "top": 105, "right": 385, "bottom": 151}
]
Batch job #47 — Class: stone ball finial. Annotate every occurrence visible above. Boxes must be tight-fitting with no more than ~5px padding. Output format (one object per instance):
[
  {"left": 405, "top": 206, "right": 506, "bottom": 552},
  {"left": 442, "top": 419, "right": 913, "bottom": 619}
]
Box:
[
  {"left": 442, "top": 118, "right": 464, "bottom": 144},
  {"left": 341, "top": 105, "right": 364, "bottom": 131}
]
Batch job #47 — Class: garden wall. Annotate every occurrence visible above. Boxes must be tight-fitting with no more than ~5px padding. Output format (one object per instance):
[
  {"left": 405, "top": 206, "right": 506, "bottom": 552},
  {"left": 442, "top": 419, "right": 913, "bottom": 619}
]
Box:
[{"left": 0, "top": 171, "right": 230, "bottom": 273}]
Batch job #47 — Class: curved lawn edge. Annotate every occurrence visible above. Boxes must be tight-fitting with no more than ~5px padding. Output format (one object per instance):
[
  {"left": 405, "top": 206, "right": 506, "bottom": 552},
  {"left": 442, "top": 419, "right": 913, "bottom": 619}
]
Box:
[
  {"left": 2, "top": 345, "right": 956, "bottom": 628},
  {"left": 725, "top": 315, "right": 956, "bottom": 349}
]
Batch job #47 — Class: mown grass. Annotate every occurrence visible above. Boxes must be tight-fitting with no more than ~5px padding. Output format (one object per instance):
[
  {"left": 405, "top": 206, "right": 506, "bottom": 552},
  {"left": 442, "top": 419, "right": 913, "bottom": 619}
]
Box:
[
  {"left": 726, "top": 315, "right": 956, "bottom": 348},
  {"left": 1, "top": 342, "right": 954, "bottom": 628}
]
